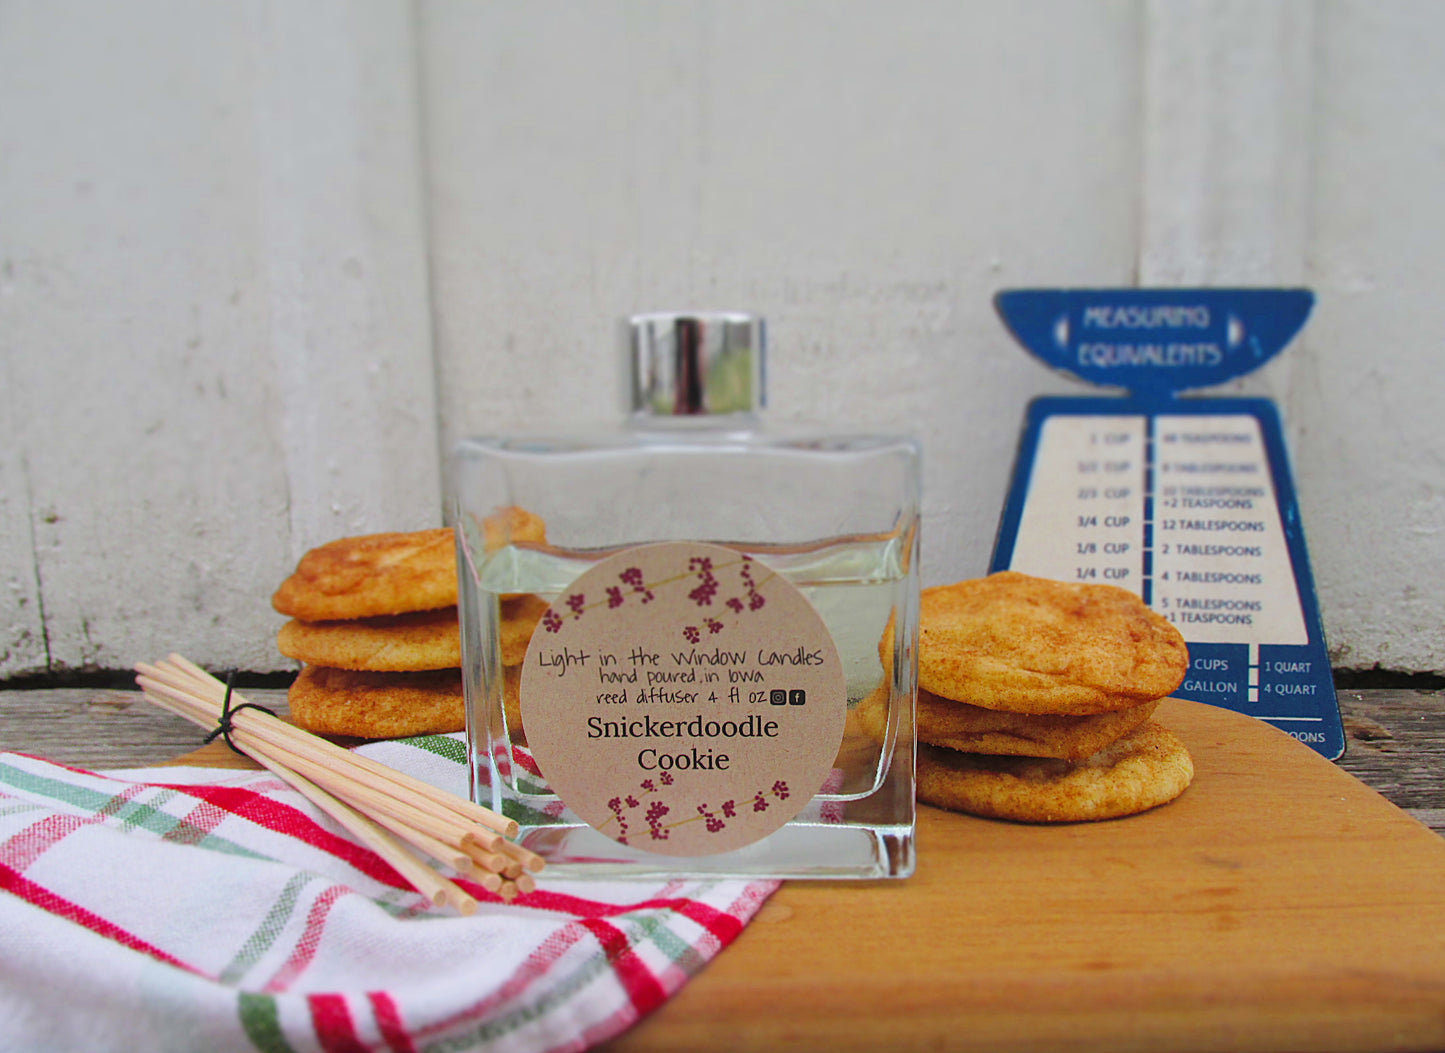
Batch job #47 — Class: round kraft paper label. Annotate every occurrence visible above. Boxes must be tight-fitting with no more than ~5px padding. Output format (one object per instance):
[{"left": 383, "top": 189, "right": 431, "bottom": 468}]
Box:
[{"left": 520, "top": 541, "right": 846, "bottom": 856}]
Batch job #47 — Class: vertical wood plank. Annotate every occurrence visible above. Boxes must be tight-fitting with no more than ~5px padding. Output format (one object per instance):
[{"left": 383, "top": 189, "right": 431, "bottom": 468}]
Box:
[
  {"left": 419, "top": 0, "right": 1142, "bottom": 590},
  {"left": 1138, "top": 0, "right": 1316, "bottom": 445},
  {"left": 0, "top": 0, "right": 437, "bottom": 676},
  {"left": 0, "top": 373, "right": 46, "bottom": 673},
  {"left": 1136, "top": 2, "right": 1445, "bottom": 675},
  {"left": 1140, "top": 0, "right": 1314, "bottom": 287},
  {"left": 1296, "top": 4, "right": 1445, "bottom": 675},
  {"left": 251, "top": 0, "right": 442, "bottom": 552}
]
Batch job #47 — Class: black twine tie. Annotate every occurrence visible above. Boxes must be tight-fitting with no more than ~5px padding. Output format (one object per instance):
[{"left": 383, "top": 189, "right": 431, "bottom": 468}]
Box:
[{"left": 203, "top": 671, "right": 278, "bottom": 755}]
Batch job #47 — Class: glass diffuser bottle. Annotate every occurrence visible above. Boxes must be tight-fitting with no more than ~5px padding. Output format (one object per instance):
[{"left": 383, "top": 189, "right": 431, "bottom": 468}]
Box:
[{"left": 452, "top": 312, "right": 919, "bottom": 878}]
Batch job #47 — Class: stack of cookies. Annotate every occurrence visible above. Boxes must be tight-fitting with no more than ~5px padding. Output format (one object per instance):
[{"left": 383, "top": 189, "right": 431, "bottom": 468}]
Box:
[
  {"left": 271, "top": 508, "right": 547, "bottom": 740},
  {"left": 858, "top": 570, "right": 1194, "bottom": 823}
]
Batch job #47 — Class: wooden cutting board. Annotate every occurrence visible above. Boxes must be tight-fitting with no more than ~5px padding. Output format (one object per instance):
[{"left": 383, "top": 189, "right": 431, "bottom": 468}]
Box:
[
  {"left": 600, "top": 698, "right": 1445, "bottom": 1053},
  {"left": 176, "top": 698, "right": 1445, "bottom": 1052}
]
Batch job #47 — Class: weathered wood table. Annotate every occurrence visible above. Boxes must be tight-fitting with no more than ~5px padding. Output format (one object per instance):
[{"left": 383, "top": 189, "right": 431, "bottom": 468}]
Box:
[
  {"left": 2, "top": 686, "right": 1440, "bottom": 834},
  {"left": 3, "top": 686, "right": 1444, "bottom": 1052}
]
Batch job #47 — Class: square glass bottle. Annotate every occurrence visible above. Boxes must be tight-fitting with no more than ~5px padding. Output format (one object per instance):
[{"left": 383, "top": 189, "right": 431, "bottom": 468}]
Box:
[{"left": 452, "top": 312, "right": 920, "bottom": 879}]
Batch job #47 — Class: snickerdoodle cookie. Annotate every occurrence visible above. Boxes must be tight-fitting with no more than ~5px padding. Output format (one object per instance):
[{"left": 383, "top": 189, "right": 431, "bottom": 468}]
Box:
[
  {"left": 272, "top": 529, "right": 458, "bottom": 622},
  {"left": 287, "top": 665, "right": 465, "bottom": 739},
  {"left": 918, "top": 572, "right": 1188, "bottom": 715},
  {"left": 915, "top": 719, "right": 1193, "bottom": 823}
]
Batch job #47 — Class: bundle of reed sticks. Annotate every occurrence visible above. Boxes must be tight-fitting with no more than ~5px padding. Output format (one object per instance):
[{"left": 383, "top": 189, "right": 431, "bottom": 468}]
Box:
[{"left": 135, "top": 654, "right": 542, "bottom": 914}]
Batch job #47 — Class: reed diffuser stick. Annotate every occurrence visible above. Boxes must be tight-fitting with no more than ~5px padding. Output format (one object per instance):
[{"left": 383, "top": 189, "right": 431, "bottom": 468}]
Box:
[{"left": 135, "top": 655, "right": 541, "bottom": 906}]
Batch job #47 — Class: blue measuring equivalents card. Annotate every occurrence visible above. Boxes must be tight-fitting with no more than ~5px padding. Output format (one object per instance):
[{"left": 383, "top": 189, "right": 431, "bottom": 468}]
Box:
[{"left": 989, "top": 289, "right": 1344, "bottom": 759}]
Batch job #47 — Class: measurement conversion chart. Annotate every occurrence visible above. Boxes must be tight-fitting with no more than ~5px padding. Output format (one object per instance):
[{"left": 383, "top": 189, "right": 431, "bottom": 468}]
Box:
[{"left": 990, "top": 290, "right": 1342, "bottom": 758}]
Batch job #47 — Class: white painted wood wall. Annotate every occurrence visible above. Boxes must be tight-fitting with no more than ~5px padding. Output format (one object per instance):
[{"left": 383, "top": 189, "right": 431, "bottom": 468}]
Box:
[{"left": 2, "top": 1, "right": 1442, "bottom": 678}]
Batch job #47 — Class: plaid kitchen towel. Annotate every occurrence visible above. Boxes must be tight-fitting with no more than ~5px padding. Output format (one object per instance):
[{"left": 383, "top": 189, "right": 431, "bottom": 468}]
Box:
[{"left": 0, "top": 735, "right": 779, "bottom": 1053}]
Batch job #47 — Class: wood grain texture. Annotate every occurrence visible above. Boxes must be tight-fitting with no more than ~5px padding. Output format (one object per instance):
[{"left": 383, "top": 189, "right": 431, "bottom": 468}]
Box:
[
  {"left": 1334, "top": 688, "right": 1445, "bottom": 819},
  {"left": 0, "top": 688, "right": 291, "bottom": 769},
  {"left": 602, "top": 697, "right": 1445, "bottom": 1053}
]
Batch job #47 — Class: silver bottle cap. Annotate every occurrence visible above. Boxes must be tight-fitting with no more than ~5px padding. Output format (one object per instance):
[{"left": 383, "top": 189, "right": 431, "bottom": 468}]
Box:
[{"left": 625, "top": 311, "right": 766, "bottom": 416}]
